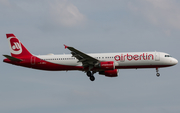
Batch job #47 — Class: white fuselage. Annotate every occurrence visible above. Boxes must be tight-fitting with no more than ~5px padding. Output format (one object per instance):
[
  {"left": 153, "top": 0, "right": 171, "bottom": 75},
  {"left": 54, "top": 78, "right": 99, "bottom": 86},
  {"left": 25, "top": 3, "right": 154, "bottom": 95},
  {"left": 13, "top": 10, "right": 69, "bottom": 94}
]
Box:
[{"left": 36, "top": 52, "right": 178, "bottom": 69}]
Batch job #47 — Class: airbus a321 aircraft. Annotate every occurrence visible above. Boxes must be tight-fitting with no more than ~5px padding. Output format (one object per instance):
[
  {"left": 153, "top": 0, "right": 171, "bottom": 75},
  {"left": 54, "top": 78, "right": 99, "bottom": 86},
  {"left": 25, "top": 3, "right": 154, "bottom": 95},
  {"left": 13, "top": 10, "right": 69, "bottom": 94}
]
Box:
[{"left": 3, "top": 34, "right": 178, "bottom": 81}]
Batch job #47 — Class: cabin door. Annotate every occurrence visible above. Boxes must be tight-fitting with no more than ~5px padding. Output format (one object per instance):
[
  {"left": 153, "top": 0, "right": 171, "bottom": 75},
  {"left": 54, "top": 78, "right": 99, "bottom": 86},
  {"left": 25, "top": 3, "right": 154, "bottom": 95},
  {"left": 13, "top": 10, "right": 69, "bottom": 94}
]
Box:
[{"left": 155, "top": 52, "right": 160, "bottom": 61}]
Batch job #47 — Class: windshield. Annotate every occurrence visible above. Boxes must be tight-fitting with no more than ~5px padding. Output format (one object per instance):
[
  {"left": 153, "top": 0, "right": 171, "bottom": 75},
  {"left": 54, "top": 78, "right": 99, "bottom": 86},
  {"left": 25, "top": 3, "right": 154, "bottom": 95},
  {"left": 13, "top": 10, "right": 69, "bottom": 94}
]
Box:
[{"left": 165, "top": 55, "right": 172, "bottom": 57}]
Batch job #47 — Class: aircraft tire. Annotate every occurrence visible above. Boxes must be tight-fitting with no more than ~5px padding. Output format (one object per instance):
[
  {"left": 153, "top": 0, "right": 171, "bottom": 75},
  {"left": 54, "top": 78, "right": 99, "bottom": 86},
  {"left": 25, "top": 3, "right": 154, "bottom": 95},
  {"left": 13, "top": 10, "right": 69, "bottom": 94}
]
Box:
[
  {"left": 87, "top": 71, "right": 91, "bottom": 77},
  {"left": 90, "top": 76, "right": 95, "bottom": 81},
  {"left": 156, "top": 73, "right": 160, "bottom": 77}
]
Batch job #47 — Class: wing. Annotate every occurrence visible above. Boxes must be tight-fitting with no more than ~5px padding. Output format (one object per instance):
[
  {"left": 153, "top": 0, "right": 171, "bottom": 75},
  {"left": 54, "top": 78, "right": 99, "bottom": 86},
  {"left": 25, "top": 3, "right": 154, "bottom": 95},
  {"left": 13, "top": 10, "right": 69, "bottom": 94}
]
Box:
[{"left": 64, "top": 45, "right": 99, "bottom": 69}]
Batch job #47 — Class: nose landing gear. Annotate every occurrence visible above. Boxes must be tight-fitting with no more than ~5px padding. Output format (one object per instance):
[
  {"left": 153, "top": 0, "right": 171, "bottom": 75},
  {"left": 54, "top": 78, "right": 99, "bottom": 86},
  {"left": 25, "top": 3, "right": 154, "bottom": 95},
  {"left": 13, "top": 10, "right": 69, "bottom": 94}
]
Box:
[{"left": 156, "top": 67, "right": 160, "bottom": 77}]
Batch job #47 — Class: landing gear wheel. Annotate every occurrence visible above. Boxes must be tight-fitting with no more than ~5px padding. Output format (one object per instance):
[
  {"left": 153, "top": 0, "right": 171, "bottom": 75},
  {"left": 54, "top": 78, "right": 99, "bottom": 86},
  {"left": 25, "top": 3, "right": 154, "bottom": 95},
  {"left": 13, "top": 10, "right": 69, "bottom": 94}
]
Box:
[
  {"left": 90, "top": 76, "right": 95, "bottom": 81},
  {"left": 156, "top": 73, "right": 160, "bottom": 77},
  {"left": 86, "top": 71, "right": 95, "bottom": 81},
  {"left": 156, "top": 67, "right": 160, "bottom": 77},
  {"left": 87, "top": 71, "right": 91, "bottom": 77}
]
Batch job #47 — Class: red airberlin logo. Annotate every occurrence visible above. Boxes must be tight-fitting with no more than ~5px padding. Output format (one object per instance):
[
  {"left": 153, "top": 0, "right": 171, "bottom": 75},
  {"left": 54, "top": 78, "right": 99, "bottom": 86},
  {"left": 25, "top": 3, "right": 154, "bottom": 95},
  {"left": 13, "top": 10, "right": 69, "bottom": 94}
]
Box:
[{"left": 114, "top": 53, "right": 154, "bottom": 61}]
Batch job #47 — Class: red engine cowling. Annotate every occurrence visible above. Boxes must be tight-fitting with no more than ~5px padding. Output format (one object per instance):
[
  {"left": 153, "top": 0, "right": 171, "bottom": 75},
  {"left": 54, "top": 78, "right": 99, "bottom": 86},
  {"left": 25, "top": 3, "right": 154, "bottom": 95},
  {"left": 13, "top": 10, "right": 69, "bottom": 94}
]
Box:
[
  {"left": 99, "top": 61, "right": 115, "bottom": 70},
  {"left": 99, "top": 69, "right": 118, "bottom": 77}
]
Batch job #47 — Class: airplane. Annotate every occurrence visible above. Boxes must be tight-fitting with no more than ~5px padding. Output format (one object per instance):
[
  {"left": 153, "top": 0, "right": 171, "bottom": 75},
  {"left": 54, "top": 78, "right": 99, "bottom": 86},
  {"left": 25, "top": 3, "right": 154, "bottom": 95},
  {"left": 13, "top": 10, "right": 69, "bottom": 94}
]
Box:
[{"left": 3, "top": 34, "right": 178, "bottom": 81}]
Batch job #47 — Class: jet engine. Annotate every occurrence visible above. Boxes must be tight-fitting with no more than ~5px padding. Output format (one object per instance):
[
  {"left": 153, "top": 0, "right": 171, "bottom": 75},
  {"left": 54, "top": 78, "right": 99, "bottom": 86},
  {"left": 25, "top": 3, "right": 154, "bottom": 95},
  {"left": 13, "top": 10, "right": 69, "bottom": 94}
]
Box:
[
  {"left": 96, "top": 61, "right": 115, "bottom": 70},
  {"left": 99, "top": 69, "right": 118, "bottom": 77}
]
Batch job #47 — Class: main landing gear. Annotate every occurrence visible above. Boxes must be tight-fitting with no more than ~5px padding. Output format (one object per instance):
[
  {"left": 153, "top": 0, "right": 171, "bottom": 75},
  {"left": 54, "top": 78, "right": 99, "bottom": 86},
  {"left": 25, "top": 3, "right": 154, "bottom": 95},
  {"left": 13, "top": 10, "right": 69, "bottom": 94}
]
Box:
[
  {"left": 156, "top": 67, "right": 160, "bottom": 77},
  {"left": 87, "top": 71, "right": 95, "bottom": 81}
]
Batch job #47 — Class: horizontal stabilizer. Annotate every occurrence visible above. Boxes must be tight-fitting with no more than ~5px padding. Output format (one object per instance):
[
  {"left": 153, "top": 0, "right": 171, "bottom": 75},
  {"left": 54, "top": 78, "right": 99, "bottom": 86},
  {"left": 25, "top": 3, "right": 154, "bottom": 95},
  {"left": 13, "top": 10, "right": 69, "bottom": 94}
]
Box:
[{"left": 3, "top": 55, "right": 22, "bottom": 62}]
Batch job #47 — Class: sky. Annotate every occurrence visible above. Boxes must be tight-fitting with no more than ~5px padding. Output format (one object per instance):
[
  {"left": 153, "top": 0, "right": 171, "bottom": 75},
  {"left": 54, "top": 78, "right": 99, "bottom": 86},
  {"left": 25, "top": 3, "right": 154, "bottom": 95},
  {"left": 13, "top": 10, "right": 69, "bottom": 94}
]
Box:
[{"left": 0, "top": 0, "right": 180, "bottom": 113}]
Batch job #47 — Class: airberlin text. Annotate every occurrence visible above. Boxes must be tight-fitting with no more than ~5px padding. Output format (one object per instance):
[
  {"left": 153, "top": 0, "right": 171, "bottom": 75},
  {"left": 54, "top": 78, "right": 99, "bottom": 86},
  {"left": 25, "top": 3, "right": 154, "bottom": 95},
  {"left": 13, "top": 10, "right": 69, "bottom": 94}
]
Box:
[{"left": 114, "top": 53, "right": 154, "bottom": 61}]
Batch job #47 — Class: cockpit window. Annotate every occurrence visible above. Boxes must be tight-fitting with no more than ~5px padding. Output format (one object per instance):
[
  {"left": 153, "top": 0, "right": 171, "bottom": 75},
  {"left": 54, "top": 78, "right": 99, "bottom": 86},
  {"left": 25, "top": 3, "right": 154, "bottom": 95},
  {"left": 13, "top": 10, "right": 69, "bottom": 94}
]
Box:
[{"left": 165, "top": 55, "right": 172, "bottom": 57}]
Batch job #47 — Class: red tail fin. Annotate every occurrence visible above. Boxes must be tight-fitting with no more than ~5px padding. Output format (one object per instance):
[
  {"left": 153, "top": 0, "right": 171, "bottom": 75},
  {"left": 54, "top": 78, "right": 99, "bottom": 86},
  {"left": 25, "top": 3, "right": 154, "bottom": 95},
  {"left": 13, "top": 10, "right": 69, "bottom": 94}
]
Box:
[{"left": 6, "top": 34, "right": 32, "bottom": 58}]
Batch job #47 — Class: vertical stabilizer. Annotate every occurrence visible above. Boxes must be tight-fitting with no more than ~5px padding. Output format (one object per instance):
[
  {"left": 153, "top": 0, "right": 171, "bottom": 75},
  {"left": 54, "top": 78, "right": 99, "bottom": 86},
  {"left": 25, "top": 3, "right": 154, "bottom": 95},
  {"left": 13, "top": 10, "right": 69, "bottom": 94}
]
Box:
[{"left": 6, "top": 34, "right": 32, "bottom": 58}]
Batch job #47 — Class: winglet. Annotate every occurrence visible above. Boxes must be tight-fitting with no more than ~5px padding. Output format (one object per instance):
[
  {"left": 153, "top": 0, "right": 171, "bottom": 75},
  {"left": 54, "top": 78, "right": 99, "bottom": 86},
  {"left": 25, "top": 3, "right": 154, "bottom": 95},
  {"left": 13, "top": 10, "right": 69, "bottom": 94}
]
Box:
[{"left": 64, "top": 44, "right": 68, "bottom": 49}]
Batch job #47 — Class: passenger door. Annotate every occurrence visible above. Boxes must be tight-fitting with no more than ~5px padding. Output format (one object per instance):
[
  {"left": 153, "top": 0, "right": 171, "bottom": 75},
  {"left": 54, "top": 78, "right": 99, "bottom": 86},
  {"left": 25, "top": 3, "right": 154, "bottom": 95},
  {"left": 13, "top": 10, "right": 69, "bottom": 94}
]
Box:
[{"left": 155, "top": 52, "right": 160, "bottom": 61}]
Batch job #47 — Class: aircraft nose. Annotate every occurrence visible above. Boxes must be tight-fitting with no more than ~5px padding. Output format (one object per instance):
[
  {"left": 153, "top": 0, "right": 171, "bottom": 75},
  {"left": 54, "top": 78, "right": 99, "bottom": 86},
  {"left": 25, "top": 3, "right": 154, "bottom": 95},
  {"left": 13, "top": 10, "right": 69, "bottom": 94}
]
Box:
[
  {"left": 174, "top": 58, "right": 178, "bottom": 65},
  {"left": 170, "top": 58, "right": 178, "bottom": 65}
]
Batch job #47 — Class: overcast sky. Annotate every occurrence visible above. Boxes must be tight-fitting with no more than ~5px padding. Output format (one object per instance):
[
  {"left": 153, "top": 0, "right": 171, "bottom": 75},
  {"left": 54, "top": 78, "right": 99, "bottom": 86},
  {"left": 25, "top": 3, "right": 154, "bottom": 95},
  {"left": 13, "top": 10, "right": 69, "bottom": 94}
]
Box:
[{"left": 0, "top": 0, "right": 180, "bottom": 113}]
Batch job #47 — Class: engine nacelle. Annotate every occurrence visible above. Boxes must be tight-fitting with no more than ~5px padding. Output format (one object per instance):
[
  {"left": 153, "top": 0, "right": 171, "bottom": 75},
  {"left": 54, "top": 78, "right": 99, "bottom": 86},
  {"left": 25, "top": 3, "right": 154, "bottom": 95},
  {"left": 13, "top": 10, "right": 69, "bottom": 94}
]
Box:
[
  {"left": 99, "top": 69, "right": 118, "bottom": 77},
  {"left": 98, "top": 61, "right": 115, "bottom": 70}
]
